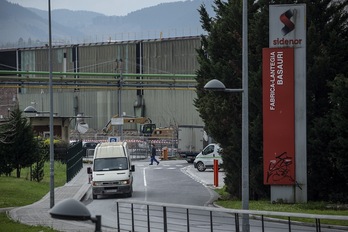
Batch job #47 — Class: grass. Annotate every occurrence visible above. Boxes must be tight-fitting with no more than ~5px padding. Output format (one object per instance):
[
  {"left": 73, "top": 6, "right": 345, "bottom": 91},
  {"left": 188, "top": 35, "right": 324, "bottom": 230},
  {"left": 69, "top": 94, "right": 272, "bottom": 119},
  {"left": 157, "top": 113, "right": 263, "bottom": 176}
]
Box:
[
  {"left": 0, "top": 161, "right": 66, "bottom": 231},
  {"left": 215, "top": 188, "right": 348, "bottom": 227},
  {"left": 0, "top": 161, "right": 66, "bottom": 208},
  {"left": 0, "top": 213, "right": 57, "bottom": 232}
]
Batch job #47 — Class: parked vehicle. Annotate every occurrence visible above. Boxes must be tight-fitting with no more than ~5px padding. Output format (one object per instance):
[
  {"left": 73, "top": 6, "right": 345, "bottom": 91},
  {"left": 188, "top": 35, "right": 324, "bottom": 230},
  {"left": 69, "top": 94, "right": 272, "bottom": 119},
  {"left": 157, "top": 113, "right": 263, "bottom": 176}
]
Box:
[
  {"left": 82, "top": 141, "right": 99, "bottom": 157},
  {"left": 177, "top": 125, "right": 205, "bottom": 163},
  {"left": 193, "top": 143, "right": 222, "bottom": 172},
  {"left": 87, "top": 141, "right": 135, "bottom": 199}
]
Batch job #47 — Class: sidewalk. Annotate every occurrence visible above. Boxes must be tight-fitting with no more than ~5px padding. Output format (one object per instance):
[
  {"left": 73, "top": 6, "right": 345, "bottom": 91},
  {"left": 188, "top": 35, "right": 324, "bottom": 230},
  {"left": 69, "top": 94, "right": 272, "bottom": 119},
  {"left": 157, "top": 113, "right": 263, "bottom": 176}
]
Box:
[{"left": 8, "top": 164, "right": 96, "bottom": 232}]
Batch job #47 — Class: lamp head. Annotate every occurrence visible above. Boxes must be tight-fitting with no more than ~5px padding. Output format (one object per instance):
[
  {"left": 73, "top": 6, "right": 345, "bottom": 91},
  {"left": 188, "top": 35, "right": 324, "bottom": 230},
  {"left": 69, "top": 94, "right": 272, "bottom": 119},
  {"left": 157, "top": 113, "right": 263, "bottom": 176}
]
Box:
[
  {"left": 49, "top": 198, "right": 91, "bottom": 221},
  {"left": 24, "top": 106, "right": 38, "bottom": 113},
  {"left": 204, "top": 79, "right": 226, "bottom": 91}
]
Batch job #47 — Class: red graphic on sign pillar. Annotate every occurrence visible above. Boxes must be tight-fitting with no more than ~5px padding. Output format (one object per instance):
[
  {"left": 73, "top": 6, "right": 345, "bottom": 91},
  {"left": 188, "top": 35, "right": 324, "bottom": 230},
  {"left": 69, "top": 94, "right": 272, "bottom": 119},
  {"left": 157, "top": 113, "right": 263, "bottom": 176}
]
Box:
[{"left": 267, "top": 152, "right": 295, "bottom": 183}]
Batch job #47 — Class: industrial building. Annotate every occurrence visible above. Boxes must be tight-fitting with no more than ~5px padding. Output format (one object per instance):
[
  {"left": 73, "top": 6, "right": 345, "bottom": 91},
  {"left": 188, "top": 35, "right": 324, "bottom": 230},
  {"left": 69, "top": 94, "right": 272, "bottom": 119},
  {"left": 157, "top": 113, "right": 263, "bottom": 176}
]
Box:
[{"left": 0, "top": 36, "right": 204, "bottom": 139}]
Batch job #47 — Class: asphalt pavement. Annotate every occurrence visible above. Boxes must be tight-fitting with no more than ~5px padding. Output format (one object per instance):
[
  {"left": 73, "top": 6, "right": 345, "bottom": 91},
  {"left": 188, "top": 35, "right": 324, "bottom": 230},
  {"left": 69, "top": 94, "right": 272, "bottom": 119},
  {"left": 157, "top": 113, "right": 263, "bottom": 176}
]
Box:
[{"left": 3, "top": 160, "right": 225, "bottom": 232}]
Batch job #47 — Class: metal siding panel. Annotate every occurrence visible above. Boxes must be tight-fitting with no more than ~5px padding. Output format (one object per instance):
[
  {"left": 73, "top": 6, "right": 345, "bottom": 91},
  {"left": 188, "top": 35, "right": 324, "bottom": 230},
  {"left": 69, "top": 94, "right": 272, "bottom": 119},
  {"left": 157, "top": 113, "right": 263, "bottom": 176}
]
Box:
[
  {"left": 20, "top": 50, "right": 36, "bottom": 94},
  {"left": 142, "top": 37, "right": 200, "bottom": 74},
  {"left": 142, "top": 89, "right": 203, "bottom": 127},
  {"left": 78, "top": 43, "right": 137, "bottom": 74},
  {"left": 79, "top": 46, "right": 97, "bottom": 73}
]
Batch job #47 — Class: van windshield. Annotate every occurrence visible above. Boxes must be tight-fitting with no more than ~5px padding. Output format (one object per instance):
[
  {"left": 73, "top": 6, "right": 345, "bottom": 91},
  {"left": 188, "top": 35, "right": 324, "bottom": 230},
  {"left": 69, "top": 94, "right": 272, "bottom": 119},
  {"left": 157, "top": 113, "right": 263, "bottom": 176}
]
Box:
[{"left": 94, "top": 157, "right": 128, "bottom": 171}]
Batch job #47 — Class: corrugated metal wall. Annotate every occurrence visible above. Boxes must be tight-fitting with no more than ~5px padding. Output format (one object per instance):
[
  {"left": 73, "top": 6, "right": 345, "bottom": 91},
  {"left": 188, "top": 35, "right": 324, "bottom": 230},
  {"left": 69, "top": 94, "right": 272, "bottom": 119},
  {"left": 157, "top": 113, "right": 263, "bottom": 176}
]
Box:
[
  {"left": 143, "top": 38, "right": 200, "bottom": 74},
  {"left": 78, "top": 43, "right": 137, "bottom": 74},
  {"left": 17, "top": 36, "right": 204, "bottom": 132}
]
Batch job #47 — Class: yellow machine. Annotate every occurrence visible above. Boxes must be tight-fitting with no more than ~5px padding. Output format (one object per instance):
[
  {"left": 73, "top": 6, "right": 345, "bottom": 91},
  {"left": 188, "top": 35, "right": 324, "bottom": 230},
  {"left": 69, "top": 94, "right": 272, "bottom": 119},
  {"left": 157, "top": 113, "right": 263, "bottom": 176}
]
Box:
[
  {"left": 102, "top": 115, "right": 153, "bottom": 135},
  {"left": 102, "top": 115, "right": 175, "bottom": 139},
  {"left": 150, "top": 127, "right": 175, "bottom": 139}
]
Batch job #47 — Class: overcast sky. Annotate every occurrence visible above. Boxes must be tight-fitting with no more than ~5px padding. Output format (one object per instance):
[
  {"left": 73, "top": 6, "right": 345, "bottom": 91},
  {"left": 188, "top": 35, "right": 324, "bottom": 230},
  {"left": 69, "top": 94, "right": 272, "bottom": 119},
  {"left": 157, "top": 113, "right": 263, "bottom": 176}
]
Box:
[{"left": 7, "top": 0, "right": 183, "bottom": 16}]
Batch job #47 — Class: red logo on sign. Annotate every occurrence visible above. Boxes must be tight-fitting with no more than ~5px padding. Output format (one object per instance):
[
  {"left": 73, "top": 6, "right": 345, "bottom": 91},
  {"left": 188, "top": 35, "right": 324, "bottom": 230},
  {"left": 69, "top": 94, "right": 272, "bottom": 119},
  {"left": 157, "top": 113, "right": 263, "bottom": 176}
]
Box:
[{"left": 280, "top": 9, "right": 295, "bottom": 36}]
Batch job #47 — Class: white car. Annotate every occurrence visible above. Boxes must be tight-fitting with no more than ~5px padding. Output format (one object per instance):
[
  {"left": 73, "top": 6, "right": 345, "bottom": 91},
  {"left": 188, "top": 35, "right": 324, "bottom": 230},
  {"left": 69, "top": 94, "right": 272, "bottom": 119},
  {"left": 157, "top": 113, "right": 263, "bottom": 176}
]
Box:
[{"left": 193, "top": 143, "right": 223, "bottom": 172}]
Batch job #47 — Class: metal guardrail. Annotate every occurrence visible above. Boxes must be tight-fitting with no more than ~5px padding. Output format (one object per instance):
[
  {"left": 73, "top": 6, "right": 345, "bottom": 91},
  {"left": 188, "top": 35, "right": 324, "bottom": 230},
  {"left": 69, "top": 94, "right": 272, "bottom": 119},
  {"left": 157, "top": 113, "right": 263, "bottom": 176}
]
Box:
[{"left": 114, "top": 199, "right": 348, "bottom": 232}]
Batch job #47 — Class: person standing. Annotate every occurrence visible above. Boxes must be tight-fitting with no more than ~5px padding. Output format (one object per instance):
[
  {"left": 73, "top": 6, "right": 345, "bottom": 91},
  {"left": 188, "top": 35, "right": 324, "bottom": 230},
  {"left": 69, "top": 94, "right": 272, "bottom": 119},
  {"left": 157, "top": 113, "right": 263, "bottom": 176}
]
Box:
[{"left": 150, "top": 143, "right": 160, "bottom": 165}]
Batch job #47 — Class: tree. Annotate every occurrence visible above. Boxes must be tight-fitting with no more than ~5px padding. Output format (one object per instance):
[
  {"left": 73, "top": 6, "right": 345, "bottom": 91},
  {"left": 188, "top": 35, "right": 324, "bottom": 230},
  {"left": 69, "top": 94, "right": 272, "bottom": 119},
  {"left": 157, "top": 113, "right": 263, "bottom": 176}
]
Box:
[
  {"left": 195, "top": 0, "right": 269, "bottom": 199},
  {"left": 17, "top": 37, "right": 24, "bottom": 47},
  {"left": 195, "top": 0, "right": 348, "bottom": 201},
  {"left": 0, "top": 107, "right": 20, "bottom": 176},
  {"left": 306, "top": 0, "right": 348, "bottom": 202},
  {"left": 0, "top": 107, "right": 39, "bottom": 178},
  {"left": 32, "top": 138, "right": 48, "bottom": 182},
  {"left": 0, "top": 119, "right": 17, "bottom": 175},
  {"left": 327, "top": 75, "right": 348, "bottom": 202}
]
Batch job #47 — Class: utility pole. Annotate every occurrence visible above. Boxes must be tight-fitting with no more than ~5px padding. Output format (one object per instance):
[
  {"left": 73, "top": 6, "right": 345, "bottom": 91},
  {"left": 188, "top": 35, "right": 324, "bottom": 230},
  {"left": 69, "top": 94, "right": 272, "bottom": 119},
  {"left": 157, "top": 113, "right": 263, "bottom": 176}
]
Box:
[{"left": 117, "top": 59, "right": 124, "bottom": 140}]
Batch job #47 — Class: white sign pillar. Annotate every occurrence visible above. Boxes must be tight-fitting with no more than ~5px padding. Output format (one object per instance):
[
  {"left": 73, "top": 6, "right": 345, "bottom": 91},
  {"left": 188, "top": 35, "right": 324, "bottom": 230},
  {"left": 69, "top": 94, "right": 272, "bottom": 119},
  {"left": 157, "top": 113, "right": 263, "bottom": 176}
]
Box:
[{"left": 269, "top": 4, "right": 307, "bottom": 203}]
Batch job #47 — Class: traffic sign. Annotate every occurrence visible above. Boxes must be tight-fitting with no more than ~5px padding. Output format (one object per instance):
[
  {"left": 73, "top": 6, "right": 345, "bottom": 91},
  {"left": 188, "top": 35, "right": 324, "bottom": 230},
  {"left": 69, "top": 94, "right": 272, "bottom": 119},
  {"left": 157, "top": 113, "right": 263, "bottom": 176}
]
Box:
[{"left": 108, "top": 137, "right": 120, "bottom": 142}]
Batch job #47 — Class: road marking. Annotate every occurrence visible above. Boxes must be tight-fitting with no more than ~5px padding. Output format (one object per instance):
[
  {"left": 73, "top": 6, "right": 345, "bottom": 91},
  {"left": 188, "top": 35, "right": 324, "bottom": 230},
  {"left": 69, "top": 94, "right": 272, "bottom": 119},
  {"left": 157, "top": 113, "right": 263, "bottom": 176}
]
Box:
[
  {"left": 137, "top": 164, "right": 186, "bottom": 170},
  {"left": 143, "top": 168, "right": 147, "bottom": 187},
  {"left": 143, "top": 168, "right": 148, "bottom": 202}
]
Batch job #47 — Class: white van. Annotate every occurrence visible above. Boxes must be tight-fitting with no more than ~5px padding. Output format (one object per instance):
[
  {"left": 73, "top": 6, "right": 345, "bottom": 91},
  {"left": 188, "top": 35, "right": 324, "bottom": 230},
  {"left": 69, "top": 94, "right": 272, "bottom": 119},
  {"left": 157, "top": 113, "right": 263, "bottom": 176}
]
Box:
[
  {"left": 87, "top": 141, "right": 135, "bottom": 199},
  {"left": 193, "top": 143, "right": 222, "bottom": 172}
]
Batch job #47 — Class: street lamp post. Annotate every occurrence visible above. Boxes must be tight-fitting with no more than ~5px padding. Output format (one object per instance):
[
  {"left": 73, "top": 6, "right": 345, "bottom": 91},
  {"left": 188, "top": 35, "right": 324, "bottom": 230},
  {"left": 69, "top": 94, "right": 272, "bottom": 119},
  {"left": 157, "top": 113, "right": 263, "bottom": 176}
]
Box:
[
  {"left": 117, "top": 59, "right": 124, "bottom": 140},
  {"left": 204, "top": 79, "right": 249, "bottom": 231},
  {"left": 48, "top": 0, "right": 55, "bottom": 208},
  {"left": 241, "top": 0, "right": 249, "bottom": 230},
  {"left": 25, "top": 0, "right": 54, "bottom": 209}
]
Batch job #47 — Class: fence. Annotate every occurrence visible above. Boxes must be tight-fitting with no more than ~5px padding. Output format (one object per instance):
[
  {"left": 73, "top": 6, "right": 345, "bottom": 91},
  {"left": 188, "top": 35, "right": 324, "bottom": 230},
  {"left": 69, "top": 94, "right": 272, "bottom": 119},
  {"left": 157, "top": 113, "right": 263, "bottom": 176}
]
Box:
[
  {"left": 66, "top": 141, "right": 84, "bottom": 182},
  {"left": 80, "top": 136, "right": 179, "bottom": 161},
  {"left": 114, "top": 199, "right": 348, "bottom": 232}
]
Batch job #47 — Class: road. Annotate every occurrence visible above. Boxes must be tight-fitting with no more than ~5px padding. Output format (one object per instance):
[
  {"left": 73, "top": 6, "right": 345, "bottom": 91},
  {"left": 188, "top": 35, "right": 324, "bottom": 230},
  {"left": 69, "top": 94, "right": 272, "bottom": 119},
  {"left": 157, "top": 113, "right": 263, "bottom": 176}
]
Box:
[{"left": 84, "top": 160, "right": 219, "bottom": 229}]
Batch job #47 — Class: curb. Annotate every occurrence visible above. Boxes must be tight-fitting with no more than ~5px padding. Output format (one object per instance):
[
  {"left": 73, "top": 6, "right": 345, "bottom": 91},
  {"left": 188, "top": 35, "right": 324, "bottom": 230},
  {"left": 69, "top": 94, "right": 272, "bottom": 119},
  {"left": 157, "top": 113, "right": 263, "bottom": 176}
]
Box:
[{"left": 0, "top": 207, "right": 15, "bottom": 213}]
